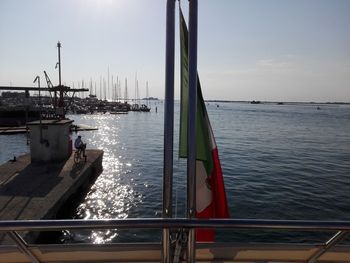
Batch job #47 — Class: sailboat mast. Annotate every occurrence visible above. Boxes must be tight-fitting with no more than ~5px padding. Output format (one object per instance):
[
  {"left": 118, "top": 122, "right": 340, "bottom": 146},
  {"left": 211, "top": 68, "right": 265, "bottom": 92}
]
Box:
[
  {"left": 134, "top": 72, "right": 137, "bottom": 105},
  {"left": 103, "top": 78, "right": 106, "bottom": 101},
  {"left": 107, "top": 66, "right": 110, "bottom": 101},
  {"left": 81, "top": 80, "right": 84, "bottom": 98},
  {"left": 137, "top": 79, "right": 140, "bottom": 105},
  {"left": 125, "top": 78, "right": 128, "bottom": 103},
  {"left": 116, "top": 76, "right": 118, "bottom": 102},
  {"left": 146, "top": 81, "right": 149, "bottom": 107},
  {"left": 99, "top": 76, "right": 102, "bottom": 100},
  {"left": 118, "top": 79, "right": 121, "bottom": 103},
  {"left": 111, "top": 75, "right": 114, "bottom": 101}
]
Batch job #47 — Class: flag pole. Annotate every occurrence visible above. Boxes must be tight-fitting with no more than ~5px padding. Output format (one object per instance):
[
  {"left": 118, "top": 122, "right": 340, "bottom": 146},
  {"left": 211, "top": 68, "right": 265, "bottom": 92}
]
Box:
[
  {"left": 187, "top": 0, "right": 198, "bottom": 262},
  {"left": 162, "top": 0, "right": 175, "bottom": 262}
]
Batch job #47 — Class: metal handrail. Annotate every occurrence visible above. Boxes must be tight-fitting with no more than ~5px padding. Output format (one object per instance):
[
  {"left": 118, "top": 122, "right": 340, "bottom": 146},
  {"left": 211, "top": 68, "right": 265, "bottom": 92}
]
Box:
[
  {"left": 2, "top": 218, "right": 349, "bottom": 263},
  {"left": 1, "top": 218, "right": 350, "bottom": 232}
]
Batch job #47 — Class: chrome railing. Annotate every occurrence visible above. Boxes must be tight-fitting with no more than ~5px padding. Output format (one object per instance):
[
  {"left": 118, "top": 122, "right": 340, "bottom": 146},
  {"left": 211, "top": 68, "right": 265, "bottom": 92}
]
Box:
[
  {"left": 2, "top": 218, "right": 350, "bottom": 231},
  {"left": 1, "top": 218, "right": 349, "bottom": 263}
]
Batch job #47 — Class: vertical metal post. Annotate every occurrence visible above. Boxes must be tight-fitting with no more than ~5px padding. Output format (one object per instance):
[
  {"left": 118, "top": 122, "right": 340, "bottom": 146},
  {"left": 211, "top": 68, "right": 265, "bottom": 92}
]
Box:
[
  {"left": 57, "top": 41, "right": 63, "bottom": 117},
  {"left": 187, "top": 0, "right": 198, "bottom": 262},
  {"left": 38, "top": 78, "right": 42, "bottom": 143},
  {"left": 33, "top": 76, "right": 42, "bottom": 143},
  {"left": 25, "top": 89, "right": 30, "bottom": 145},
  {"left": 162, "top": 1, "right": 175, "bottom": 263},
  {"left": 57, "top": 41, "right": 61, "bottom": 86}
]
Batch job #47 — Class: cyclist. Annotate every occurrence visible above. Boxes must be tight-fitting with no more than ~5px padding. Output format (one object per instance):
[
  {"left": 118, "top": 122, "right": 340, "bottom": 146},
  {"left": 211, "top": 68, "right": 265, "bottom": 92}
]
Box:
[{"left": 74, "top": 135, "right": 87, "bottom": 157}]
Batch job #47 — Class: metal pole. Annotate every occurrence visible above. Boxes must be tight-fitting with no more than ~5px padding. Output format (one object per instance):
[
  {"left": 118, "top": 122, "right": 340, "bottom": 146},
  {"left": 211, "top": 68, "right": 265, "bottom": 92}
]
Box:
[
  {"left": 25, "top": 89, "right": 30, "bottom": 145},
  {"left": 162, "top": 1, "right": 175, "bottom": 263},
  {"left": 2, "top": 219, "right": 350, "bottom": 232},
  {"left": 187, "top": 0, "right": 198, "bottom": 262},
  {"left": 38, "top": 77, "right": 42, "bottom": 143},
  {"left": 57, "top": 41, "right": 64, "bottom": 117},
  {"left": 57, "top": 41, "right": 61, "bottom": 86},
  {"left": 33, "top": 76, "right": 42, "bottom": 143}
]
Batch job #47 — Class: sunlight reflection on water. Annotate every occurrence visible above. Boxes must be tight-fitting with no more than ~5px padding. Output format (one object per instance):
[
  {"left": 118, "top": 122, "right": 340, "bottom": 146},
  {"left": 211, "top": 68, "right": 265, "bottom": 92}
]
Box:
[
  {"left": 65, "top": 113, "right": 145, "bottom": 244},
  {"left": 61, "top": 102, "right": 350, "bottom": 244},
  {"left": 2, "top": 103, "right": 350, "bottom": 244}
]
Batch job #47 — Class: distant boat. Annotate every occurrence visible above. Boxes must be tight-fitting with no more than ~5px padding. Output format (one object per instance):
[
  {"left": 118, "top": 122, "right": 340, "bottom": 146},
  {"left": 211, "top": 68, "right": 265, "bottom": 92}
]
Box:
[
  {"left": 250, "top": 100, "right": 261, "bottom": 104},
  {"left": 140, "top": 104, "right": 151, "bottom": 112},
  {"left": 131, "top": 104, "right": 141, "bottom": 111}
]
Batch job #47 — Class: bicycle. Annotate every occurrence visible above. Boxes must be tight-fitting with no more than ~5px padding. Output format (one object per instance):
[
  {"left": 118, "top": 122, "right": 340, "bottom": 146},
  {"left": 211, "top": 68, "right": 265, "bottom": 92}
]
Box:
[{"left": 74, "top": 148, "right": 87, "bottom": 164}]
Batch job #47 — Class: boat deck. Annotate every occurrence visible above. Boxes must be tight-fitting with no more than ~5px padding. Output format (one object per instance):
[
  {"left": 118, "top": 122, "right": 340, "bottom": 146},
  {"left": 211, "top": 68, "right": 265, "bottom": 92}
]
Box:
[{"left": 0, "top": 242, "right": 350, "bottom": 262}]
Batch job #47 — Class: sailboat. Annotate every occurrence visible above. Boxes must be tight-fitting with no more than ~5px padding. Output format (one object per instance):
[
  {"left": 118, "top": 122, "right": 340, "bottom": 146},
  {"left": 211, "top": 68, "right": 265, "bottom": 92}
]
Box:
[
  {"left": 0, "top": 1, "right": 350, "bottom": 262},
  {"left": 140, "top": 81, "right": 151, "bottom": 112},
  {"left": 131, "top": 73, "right": 141, "bottom": 111}
]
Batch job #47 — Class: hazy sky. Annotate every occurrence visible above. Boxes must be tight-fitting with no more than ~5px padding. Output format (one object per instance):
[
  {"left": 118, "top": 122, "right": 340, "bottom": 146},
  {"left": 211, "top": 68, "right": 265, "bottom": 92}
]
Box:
[{"left": 0, "top": 0, "right": 349, "bottom": 102}]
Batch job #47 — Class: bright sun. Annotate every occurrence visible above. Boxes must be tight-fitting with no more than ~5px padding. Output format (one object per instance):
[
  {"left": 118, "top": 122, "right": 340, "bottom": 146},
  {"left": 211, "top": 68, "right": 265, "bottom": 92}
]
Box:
[{"left": 83, "top": 0, "right": 124, "bottom": 10}]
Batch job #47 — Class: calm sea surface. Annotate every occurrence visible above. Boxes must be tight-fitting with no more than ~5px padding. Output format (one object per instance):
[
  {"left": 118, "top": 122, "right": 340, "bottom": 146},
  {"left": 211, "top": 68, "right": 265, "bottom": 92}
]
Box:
[{"left": 1, "top": 102, "right": 350, "bottom": 243}]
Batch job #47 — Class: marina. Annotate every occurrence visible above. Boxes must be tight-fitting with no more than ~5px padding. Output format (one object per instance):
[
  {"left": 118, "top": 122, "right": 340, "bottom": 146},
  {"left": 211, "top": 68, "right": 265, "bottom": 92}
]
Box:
[{"left": 0, "top": 0, "right": 350, "bottom": 262}]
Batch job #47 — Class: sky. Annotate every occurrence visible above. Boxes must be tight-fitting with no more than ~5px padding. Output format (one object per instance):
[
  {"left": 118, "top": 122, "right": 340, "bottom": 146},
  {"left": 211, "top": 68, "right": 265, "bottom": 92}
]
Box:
[{"left": 0, "top": 0, "right": 349, "bottom": 102}]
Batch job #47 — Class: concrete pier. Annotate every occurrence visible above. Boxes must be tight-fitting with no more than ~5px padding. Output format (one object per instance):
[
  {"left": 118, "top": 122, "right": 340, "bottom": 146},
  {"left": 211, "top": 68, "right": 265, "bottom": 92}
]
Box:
[
  {"left": 0, "top": 124, "right": 98, "bottom": 135},
  {"left": 0, "top": 149, "right": 103, "bottom": 244}
]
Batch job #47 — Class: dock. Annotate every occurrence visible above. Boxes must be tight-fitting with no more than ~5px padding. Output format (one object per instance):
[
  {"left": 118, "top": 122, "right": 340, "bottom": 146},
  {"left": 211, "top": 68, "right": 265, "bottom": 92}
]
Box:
[
  {"left": 0, "top": 124, "right": 98, "bottom": 135},
  {"left": 0, "top": 126, "right": 28, "bottom": 135},
  {"left": 0, "top": 149, "right": 103, "bottom": 244}
]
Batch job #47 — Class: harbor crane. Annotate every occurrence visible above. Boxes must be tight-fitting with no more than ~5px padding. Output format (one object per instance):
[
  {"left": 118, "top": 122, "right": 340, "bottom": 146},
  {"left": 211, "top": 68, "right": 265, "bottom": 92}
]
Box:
[{"left": 0, "top": 41, "right": 88, "bottom": 119}]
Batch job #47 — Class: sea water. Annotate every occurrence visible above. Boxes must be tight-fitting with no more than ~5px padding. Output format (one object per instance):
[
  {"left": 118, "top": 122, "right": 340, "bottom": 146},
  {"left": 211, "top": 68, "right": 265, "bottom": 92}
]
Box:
[{"left": 1, "top": 102, "right": 350, "bottom": 244}]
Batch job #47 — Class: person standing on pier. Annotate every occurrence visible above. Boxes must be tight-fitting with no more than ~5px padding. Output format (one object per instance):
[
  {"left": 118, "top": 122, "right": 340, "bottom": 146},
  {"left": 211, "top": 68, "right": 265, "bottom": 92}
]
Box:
[{"left": 74, "top": 135, "right": 87, "bottom": 157}]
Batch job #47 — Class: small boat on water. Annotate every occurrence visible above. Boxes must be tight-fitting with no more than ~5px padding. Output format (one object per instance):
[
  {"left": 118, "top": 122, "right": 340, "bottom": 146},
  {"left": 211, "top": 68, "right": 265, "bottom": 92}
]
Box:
[
  {"left": 140, "top": 104, "right": 151, "bottom": 112},
  {"left": 250, "top": 100, "right": 261, "bottom": 104},
  {"left": 130, "top": 103, "right": 150, "bottom": 112}
]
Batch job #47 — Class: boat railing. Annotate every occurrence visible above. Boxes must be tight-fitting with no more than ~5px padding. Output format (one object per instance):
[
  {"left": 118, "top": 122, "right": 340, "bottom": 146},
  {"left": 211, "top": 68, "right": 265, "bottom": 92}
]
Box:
[{"left": 1, "top": 218, "right": 350, "bottom": 263}]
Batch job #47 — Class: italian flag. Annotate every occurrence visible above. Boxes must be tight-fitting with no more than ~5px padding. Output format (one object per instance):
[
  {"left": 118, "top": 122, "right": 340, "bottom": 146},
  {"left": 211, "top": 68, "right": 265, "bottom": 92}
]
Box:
[{"left": 179, "top": 9, "right": 230, "bottom": 242}]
